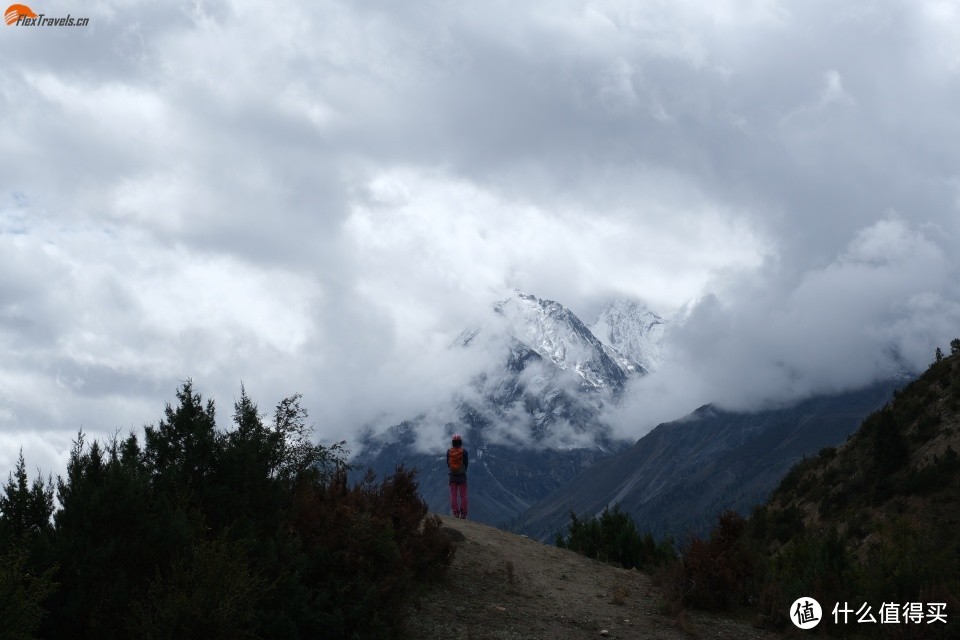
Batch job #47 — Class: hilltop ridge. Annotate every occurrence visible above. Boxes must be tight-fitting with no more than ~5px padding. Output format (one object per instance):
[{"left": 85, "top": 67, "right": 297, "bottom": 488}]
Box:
[{"left": 408, "top": 515, "right": 780, "bottom": 639}]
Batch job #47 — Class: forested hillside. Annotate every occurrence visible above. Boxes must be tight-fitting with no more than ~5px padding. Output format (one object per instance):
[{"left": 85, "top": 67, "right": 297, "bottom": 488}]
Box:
[
  {"left": 664, "top": 343, "right": 960, "bottom": 636},
  {"left": 0, "top": 382, "right": 452, "bottom": 640}
]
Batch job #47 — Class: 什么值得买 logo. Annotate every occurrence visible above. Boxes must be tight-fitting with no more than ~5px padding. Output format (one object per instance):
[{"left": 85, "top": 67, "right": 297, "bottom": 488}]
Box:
[
  {"left": 4, "top": 3, "right": 89, "bottom": 26},
  {"left": 790, "top": 597, "right": 822, "bottom": 630}
]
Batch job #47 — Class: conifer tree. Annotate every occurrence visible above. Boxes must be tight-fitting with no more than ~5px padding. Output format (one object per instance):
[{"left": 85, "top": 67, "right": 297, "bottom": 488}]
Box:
[
  {"left": 0, "top": 451, "right": 54, "bottom": 546},
  {"left": 144, "top": 380, "right": 218, "bottom": 496}
]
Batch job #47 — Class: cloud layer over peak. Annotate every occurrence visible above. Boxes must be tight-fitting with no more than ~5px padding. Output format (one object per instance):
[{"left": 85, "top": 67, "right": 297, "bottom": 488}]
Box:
[{"left": 2, "top": 0, "right": 960, "bottom": 477}]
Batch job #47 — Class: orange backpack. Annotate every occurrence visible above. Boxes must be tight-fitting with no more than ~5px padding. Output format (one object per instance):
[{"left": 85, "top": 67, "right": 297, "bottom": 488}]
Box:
[{"left": 447, "top": 447, "right": 464, "bottom": 473}]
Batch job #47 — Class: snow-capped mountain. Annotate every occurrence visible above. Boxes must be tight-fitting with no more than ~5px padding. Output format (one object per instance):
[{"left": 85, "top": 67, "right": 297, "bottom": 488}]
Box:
[
  {"left": 493, "top": 292, "right": 628, "bottom": 392},
  {"left": 588, "top": 299, "right": 665, "bottom": 374},
  {"left": 353, "top": 290, "right": 666, "bottom": 525},
  {"left": 354, "top": 291, "right": 908, "bottom": 540}
]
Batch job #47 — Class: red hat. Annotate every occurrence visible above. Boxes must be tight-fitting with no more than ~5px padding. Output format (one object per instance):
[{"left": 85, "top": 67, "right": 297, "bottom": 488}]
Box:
[{"left": 452, "top": 433, "right": 463, "bottom": 441}]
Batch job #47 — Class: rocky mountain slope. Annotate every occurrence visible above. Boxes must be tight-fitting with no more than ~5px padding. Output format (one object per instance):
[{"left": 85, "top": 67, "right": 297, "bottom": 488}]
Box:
[{"left": 517, "top": 381, "right": 902, "bottom": 541}]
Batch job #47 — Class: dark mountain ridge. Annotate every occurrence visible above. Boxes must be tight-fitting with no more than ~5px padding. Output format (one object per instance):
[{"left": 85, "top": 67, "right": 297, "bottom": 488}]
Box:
[{"left": 517, "top": 380, "right": 902, "bottom": 541}]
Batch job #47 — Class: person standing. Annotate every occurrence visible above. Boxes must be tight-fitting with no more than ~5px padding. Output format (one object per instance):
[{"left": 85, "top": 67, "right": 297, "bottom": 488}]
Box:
[{"left": 447, "top": 433, "right": 469, "bottom": 519}]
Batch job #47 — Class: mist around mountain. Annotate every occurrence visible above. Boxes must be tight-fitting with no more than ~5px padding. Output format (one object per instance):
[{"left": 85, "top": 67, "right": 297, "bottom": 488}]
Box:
[
  {"left": 355, "top": 289, "right": 919, "bottom": 540},
  {"left": 354, "top": 291, "right": 664, "bottom": 525}
]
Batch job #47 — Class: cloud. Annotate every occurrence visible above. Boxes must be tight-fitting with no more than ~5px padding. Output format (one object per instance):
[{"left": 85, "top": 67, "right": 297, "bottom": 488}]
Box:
[
  {"left": 344, "top": 168, "right": 769, "bottom": 315},
  {"left": 2, "top": 0, "right": 960, "bottom": 479},
  {"left": 608, "top": 214, "right": 960, "bottom": 438}
]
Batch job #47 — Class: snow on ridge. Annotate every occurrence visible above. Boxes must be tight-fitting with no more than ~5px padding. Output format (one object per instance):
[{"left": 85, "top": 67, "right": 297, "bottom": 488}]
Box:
[
  {"left": 453, "top": 291, "right": 666, "bottom": 389},
  {"left": 589, "top": 298, "right": 665, "bottom": 374},
  {"left": 494, "top": 290, "right": 624, "bottom": 390}
]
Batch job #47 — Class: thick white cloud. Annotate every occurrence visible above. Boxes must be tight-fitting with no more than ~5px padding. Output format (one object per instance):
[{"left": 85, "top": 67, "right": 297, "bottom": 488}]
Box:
[
  {"left": 608, "top": 215, "right": 960, "bottom": 438},
  {"left": 345, "top": 168, "right": 768, "bottom": 315},
  {"left": 2, "top": 0, "right": 960, "bottom": 479}
]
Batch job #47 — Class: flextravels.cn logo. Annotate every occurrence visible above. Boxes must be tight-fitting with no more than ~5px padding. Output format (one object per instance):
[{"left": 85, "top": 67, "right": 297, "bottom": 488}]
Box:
[
  {"left": 4, "top": 3, "right": 89, "bottom": 26},
  {"left": 790, "top": 597, "right": 823, "bottom": 630},
  {"left": 4, "top": 3, "right": 35, "bottom": 24}
]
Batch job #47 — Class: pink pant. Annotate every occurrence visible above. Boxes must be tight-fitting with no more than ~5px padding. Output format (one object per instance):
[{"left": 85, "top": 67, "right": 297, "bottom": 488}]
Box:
[{"left": 449, "top": 482, "right": 468, "bottom": 518}]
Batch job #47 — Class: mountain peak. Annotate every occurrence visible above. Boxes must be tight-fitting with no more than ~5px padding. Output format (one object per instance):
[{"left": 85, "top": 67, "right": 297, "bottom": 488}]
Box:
[
  {"left": 494, "top": 291, "right": 626, "bottom": 391},
  {"left": 589, "top": 298, "right": 665, "bottom": 374}
]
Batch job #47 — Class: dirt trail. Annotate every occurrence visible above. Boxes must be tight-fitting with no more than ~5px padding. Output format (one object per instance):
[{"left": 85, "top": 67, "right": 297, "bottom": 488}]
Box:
[{"left": 408, "top": 515, "right": 782, "bottom": 640}]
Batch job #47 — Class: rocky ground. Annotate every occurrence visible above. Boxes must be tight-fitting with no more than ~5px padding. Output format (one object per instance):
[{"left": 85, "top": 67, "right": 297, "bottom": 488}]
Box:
[{"left": 407, "top": 516, "right": 784, "bottom": 640}]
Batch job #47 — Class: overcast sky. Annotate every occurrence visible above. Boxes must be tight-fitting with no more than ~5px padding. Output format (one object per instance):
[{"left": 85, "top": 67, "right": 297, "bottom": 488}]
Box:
[{"left": 3, "top": 0, "right": 960, "bottom": 479}]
